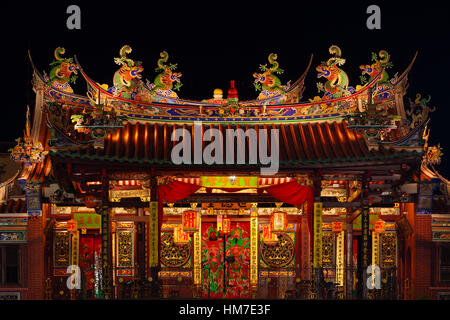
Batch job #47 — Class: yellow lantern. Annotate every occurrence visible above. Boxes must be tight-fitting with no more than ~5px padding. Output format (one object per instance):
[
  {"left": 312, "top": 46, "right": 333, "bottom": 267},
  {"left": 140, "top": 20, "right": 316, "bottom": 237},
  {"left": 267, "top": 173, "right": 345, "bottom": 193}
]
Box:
[
  {"left": 182, "top": 210, "right": 200, "bottom": 234},
  {"left": 173, "top": 226, "right": 190, "bottom": 245},
  {"left": 223, "top": 217, "right": 231, "bottom": 235},
  {"left": 262, "top": 225, "right": 278, "bottom": 245},
  {"left": 270, "top": 211, "right": 288, "bottom": 235}
]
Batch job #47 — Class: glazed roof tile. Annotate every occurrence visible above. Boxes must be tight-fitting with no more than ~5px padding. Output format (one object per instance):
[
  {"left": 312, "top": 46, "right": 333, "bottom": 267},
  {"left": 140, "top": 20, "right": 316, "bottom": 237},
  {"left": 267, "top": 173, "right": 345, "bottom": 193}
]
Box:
[{"left": 50, "top": 121, "right": 419, "bottom": 168}]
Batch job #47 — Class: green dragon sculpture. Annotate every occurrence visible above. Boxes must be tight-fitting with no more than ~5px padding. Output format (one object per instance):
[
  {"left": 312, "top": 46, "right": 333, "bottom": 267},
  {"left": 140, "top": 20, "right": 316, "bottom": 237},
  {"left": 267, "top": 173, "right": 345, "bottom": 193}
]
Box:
[
  {"left": 316, "top": 45, "right": 355, "bottom": 99},
  {"left": 107, "top": 45, "right": 144, "bottom": 100},
  {"left": 48, "top": 47, "right": 79, "bottom": 93},
  {"left": 360, "top": 50, "right": 393, "bottom": 87},
  {"left": 253, "top": 53, "right": 286, "bottom": 100},
  {"left": 148, "top": 51, "right": 182, "bottom": 98}
]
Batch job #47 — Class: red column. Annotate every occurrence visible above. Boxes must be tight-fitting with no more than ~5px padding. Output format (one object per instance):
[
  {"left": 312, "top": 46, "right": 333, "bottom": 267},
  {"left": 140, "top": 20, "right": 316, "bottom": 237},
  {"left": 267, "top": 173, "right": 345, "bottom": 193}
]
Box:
[
  {"left": 414, "top": 214, "right": 432, "bottom": 299},
  {"left": 23, "top": 204, "right": 47, "bottom": 299}
]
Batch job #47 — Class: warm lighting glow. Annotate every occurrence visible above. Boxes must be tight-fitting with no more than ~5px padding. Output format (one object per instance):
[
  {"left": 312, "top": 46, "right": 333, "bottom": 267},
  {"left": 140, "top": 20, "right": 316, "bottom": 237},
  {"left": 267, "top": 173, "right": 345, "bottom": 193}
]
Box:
[
  {"left": 174, "top": 226, "right": 190, "bottom": 245},
  {"left": 270, "top": 211, "right": 288, "bottom": 235},
  {"left": 262, "top": 225, "right": 278, "bottom": 245},
  {"left": 182, "top": 210, "right": 200, "bottom": 234}
]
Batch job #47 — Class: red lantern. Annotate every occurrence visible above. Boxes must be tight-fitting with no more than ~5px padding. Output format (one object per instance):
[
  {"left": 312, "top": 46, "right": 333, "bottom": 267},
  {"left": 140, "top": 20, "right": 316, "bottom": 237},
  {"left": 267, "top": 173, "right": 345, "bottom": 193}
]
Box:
[
  {"left": 182, "top": 210, "right": 200, "bottom": 234},
  {"left": 375, "top": 219, "right": 385, "bottom": 233},
  {"left": 270, "top": 211, "right": 288, "bottom": 235},
  {"left": 67, "top": 219, "right": 77, "bottom": 233},
  {"left": 332, "top": 222, "right": 343, "bottom": 233},
  {"left": 174, "top": 226, "right": 190, "bottom": 245},
  {"left": 262, "top": 225, "right": 278, "bottom": 245}
]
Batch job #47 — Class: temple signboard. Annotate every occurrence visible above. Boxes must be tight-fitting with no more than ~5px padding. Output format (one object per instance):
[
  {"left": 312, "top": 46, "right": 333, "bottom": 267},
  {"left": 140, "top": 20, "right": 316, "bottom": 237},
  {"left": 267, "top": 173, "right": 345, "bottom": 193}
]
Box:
[{"left": 201, "top": 176, "right": 258, "bottom": 188}]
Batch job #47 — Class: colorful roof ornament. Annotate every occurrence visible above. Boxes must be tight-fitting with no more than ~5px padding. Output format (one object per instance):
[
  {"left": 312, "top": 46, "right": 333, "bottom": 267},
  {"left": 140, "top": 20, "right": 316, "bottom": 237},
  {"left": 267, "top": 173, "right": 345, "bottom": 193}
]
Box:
[
  {"left": 316, "top": 45, "right": 355, "bottom": 99},
  {"left": 345, "top": 102, "right": 399, "bottom": 144},
  {"left": 9, "top": 106, "right": 48, "bottom": 166},
  {"left": 253, "top": 53, "right": 288, "bottom": 101},
  {"left": 360, "top": 50, "right": 393, "bottom": 89},
  {"left": 424, "top": 144, "right": 444, "bottom": 166},
  {"left": 147, "top": 51, "right": 182, "bottom": 99},
  {"left": 47, "top": 47, "right": 79, "bottom": 93},
  {"left": 71, "top": 104, "right": 127, "bottom": 149},
  {"left": 422, "top": 126, "right": 444, "bottom": 166},
  {"left": 406, "top": 94, "right": 436, "bottom": 129},
  {"left": 107, "top": 45, "right": 144, "bottom": 100}
]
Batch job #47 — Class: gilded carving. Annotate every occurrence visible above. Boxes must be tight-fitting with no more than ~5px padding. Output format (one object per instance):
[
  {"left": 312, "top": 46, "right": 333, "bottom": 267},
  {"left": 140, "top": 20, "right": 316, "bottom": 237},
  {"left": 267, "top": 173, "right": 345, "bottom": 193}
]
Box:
[
  {"left": 54, "top": 231, "right": 71, "bottom": 267},
  {"left": 260, "top": 233, "right": 295, "bottom": 268},
  {"left": 380, "top": 232, "right": 396, "bottom": 268},
  {"left": 160, "top": 232, "right": 192, "bottom": 268},
  {"left": 322, "top": 232, "right": 335, "bottom": 267},
  {"left": 117, "top": 231, "right": 133, "bottom": 267}
]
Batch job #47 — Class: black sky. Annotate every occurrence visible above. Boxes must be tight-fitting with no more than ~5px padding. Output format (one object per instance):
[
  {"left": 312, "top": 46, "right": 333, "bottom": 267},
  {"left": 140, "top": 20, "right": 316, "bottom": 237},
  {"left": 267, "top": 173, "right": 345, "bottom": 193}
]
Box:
[{"left": 2, "top": 1, "right": 449, "bottom": 176}]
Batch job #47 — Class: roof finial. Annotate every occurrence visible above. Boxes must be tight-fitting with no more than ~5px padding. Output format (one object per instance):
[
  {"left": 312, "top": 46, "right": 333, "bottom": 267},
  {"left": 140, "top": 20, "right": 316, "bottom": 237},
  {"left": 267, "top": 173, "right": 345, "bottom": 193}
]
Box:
[{"left": 227, "top": 80, "right": 238, "bottom": 101}]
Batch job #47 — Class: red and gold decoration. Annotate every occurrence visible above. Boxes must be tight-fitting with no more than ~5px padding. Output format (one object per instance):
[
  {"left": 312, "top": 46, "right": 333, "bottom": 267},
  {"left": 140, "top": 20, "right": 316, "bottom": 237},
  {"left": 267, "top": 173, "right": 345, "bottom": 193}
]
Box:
[
  {"left": 182, "top": 209, "right": 200, "bottom": 234},
  {"left": 313, "top": 202, "right": 323, "bottom": 268},
  {"left": 332, "top": 222, "right": 343, "bottom": 233},
  {"left": 217, "top": 215, "right": 231, "bottom": 235},
  {"left": 270, "top": 203, "right": 288, "bottom": 235},
  {"left": 66, "top": 219, "right": 77, "bottom": 233},
  {"left": 261, "top": 225, "right": 278, "bottom": 246},
  {"left": 9, "top": 106, "right": 48, "bottom": 166},
  {"left": 336, "top": 231, "right": 345, "bottom": 286},
  {"left": 173, "top": 226, "right": 190, "bottom": 245},
  {"left": 148, "top": 201, "right": 158, "bottom": 268},
  {"left": 250, "top": 204, "right": 258, "bottom": 293},
  {"left": 375, "top": 219, "right": 386, "bottom": 233}
]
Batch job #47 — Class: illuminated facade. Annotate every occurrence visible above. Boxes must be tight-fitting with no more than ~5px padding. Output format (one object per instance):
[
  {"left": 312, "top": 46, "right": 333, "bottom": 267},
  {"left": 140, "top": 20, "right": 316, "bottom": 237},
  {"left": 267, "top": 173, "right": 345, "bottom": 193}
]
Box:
[{"left": 0, "top": 45, "right": 449, "bottom": 300}]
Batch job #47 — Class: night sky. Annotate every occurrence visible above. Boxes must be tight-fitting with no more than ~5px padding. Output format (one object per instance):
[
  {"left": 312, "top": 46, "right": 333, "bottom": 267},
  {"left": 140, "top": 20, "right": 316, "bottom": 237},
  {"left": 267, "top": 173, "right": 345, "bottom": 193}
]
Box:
[{"left": 2, "top": 1, "right": 449, "bottom": 176}]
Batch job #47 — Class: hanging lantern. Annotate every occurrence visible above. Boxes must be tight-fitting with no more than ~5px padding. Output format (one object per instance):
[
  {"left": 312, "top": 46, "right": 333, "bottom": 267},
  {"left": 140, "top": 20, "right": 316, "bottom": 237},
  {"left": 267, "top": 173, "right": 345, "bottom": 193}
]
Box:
[
  {"left": 270, "top": 210, "right": 288, "bottom": 235},
  {"left": 223, "top": 217, "right": 231, "bottom": 235},
  {"left": 173, "top": 226, "right": 190, "bottom": 245},
  {"left": 374, "top": 219, "right": 386, "bottom": 233},
  {"left": 67, "top": 219, "right": 77, "bottom": 233},
  {"left": 262, "top": 225, "right": 278, "bottom": 245},
  {"left": 332, "top": 222, "right": 343, "bottom": 233},
  {"left": 182, "top": 210, "right": 200, "bottom": 234},
  {"left": 217, "top": 215, "right": 223, "bottom": 233}
]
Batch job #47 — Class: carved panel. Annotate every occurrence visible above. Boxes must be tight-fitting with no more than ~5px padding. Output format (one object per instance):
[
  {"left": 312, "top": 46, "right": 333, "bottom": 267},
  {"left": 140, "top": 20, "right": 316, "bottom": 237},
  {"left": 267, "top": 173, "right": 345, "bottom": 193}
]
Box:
[
  {"left": 117, "top": 231, "right": 133, "bottom": 267},
  {"left": 160, "top": 232, "right": 191, "bottom": 268},
  {"left": 54, "top": 231, "right": 70, "bottom": 268},
  {"left": 322, "top": 232, "right": 335, "bottom": 267},
  {"left": 260, "top": 233, "right": 295, "bottom": 268},
  {"left": 380, "top": 232, "right": 396, "bottom": 268}
]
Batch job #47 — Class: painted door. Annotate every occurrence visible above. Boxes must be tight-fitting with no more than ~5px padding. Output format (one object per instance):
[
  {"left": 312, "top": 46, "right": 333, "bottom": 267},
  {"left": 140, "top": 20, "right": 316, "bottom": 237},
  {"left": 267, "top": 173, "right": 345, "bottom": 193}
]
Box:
[
  {"left": 79, "top": 233, "right": 102, "bottom": 298},
  {"left": 201, "top": 221, "right": 250, "bottom": 298}
]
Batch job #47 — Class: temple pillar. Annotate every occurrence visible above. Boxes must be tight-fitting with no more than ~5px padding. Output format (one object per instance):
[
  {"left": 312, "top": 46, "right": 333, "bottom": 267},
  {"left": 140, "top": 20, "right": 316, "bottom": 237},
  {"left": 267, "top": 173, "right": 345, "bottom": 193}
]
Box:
[
  {"left": 149, "top": 176, "right": 160, "bottom": 297},
  {"left": 312, "top": 171, "right": 323, "bottom": 299},
  {"left": 250, "top": 203, "right": 258, "bottom": 298},
  {"left": 361, "top": 172, "right": 370, "bottom": 299},
  {"left": 100, "top": 168, "right": 112, "bottom": 299},
  {"left": 346, "top": 209, "right": 353, "bottom": 299},
  {"left": 193, "top": 220, "right": 202, "bottom": 297}
]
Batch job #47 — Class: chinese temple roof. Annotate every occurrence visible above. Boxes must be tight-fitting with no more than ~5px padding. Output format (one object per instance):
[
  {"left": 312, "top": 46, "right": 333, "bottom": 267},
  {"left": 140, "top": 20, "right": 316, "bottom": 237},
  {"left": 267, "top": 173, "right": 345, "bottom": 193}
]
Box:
[
  {"left": 28, "top": 47, "right": 417, "bottom": 125},
  {"left": 49, "top": 121, "right": 419, "bottom": 170},
  {"left": 0, "top": 199, "right": 26, "bottom": 213},
  {"left": 13, "top": 46, "right": 432, "bottom": 182}
]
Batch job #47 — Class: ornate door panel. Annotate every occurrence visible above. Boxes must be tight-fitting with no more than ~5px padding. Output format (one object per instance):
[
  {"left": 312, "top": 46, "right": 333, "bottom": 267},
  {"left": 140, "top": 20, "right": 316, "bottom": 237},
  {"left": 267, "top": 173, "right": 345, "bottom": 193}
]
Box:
[
  {"left": 201, "top": 222, "right": 250, "bottom": 298},
  {"left": 225, "top": 222, "right": 250, "bottom": 298},
  {"left": 201, "top": 223, "right": 224, "bottom": 298},
  {"left": 79, "top": 233, "right": 102, "bottom": 297}
]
